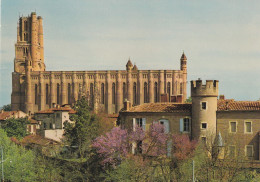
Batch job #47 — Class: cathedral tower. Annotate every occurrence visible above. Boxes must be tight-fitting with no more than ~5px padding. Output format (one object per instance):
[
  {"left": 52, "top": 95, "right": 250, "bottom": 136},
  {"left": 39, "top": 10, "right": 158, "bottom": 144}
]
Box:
[
  {"left": 12, "top": 12, "right": 45, "bottom": 111},
  {"left": 191, "top": 79, "right": 219, "bottom": 141}
]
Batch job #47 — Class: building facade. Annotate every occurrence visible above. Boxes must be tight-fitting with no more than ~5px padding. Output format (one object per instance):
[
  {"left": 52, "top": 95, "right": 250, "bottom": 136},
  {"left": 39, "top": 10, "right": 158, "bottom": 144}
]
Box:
[
  {"left": 11, "top": 12, "right": 187, "bottom": 114},
  {"left": 119, "top": 79, "right": 260, "bottom": 161}
]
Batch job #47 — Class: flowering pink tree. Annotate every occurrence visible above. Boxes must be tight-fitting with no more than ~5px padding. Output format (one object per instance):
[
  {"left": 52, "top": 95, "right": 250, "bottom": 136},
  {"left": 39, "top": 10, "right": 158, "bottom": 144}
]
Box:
[{"left": 92, "top": 127, "right": 129, "bottom": 166}]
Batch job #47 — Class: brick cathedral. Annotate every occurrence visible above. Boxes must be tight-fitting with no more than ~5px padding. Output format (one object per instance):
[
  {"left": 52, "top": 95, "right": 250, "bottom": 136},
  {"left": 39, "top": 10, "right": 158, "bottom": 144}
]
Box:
[{"left": 11, "top": 12, "right": 187, "bottom": 114}]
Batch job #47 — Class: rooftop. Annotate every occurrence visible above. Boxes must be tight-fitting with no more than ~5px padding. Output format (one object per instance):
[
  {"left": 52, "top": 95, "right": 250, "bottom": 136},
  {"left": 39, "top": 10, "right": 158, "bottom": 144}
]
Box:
[{"left": 35, "top": 107, "right": 76, "bottom": 114}]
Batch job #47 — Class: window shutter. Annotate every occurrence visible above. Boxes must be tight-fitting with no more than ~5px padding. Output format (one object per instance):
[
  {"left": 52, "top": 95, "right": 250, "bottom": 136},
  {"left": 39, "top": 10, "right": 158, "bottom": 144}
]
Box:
[
  {"left": 180, "top": 118, "right": 184, "bottom": 132},
  {"left": 142, "top": 118, "right": 146, "bottom": 131},
  {"left": 133, "top": 118, "right": 136, "bottom": 131}
]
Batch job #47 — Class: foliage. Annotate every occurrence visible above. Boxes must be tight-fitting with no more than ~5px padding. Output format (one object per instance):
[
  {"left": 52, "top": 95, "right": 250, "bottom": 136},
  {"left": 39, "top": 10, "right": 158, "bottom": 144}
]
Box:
[
  {"left": 93, "top": 127, "right": 129, "bottom": 167},
  {"left": 2, "top": 104, "right": 11, "bottom": 111},
  {"left": 185, "top": 96, "right": 192, "bottom": 103},
  {"left": 1, "top": 117, "right": 29, "bottom": 139},
  {"left": 63, "top": 96, "right": 100, "bottom": 160},
  {"left": 0, "top": 129, "right": 36, "bottom": 181}
]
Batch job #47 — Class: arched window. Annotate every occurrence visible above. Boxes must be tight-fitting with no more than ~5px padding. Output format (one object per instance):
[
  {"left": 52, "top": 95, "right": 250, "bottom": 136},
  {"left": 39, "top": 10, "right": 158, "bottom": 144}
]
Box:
[
  {"left": 46, "top": 84, "right": 49, "bottom": 104},
  {"left": 57, "top": 83, "right": 60, "bottom": 104},
  {"left": 112, "top": 83, "right": 116, "bottom": 104},
  {"left": 167, "top": 82, "right": 171, "bottom": 102},
  {"left": 123, "top": 82, "right": 127, "bottom": 101},
  {"left": 144, "top": 82, "right": 148, "bottom": 103},
  {"left": 154, "top": 82, "right": 158, "bottom": 102},
  {"left": 90, "top": 83, "right": 94, "bottom": 105},
  {"left": 133, "top": 82, "right": 137, "bottom": 105},
  {"left": 35, "top": 84, "right": 38, "bottom": 104},
  {"left": 101, "top": 83, "right": 105, "bottom": 104},
  {"left": 68, "top": 83, "right": 71, "bottom": 104}
]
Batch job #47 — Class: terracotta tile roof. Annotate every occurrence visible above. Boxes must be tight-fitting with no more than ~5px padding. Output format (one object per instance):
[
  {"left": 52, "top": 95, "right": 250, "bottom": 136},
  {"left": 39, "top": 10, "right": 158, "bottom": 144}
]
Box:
[
  {"left": 122, "top": 103, "right": 192, "bottom": 113},
  {"left": 0, "top": 111, "right": 18, "bottom": 120},
  {"left": 21, "top": 135, "right": 60, "bottom": 146},
  {"left": 217, "top": 100, "right": 260, "bottom": 111},
  {"left": 35, "top": 107, "right": 76, "bottom": 114},
  {"left": 29, "top": 118, "right": 39, "bottom": 124}
]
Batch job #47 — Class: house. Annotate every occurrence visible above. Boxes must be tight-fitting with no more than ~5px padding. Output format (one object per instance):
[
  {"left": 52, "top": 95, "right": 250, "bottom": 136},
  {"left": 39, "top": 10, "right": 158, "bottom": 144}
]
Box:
[
  {"left": 34, "top": 104, "right": 76, "bottom": 142},
  {"left": 119, "top": 79, "right": 260, "bottom": 161}
]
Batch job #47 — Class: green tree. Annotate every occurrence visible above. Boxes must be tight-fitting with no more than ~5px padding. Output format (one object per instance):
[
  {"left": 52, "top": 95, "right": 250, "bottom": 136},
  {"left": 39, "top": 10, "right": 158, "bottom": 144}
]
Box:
[
  {"left": 0, "top": 129, "right": 36, "bottom": 181},
  {"left": 2, "top": 104, "right": 11, "bottom": 111},
  {"left": 64, "top": 96, "right": 100, "bottom": 161},
  {"left": 1, "top": 117, "right": 29, "bottom": 139},
  {"left": 185, "top": 96, "right": 192, "bottom": 103}
]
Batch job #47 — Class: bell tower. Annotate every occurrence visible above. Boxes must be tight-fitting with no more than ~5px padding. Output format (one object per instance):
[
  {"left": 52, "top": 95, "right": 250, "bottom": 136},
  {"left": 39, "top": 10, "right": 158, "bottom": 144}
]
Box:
[
  {"left": 12, "top": 12, "right": 45, "bottom": 111},
  {"left": 14, "top": 12, "right": 45, "bottom": 74}
]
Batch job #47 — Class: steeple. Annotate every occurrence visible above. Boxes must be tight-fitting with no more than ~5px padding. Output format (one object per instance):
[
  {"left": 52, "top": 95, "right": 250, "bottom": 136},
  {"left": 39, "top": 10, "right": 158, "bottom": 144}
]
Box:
[
  {"left": 126, "top": 58, "right": 133, "bottom": 71},
  {"left": 180, "top": 51, "right": 187, "bottom": 72}
]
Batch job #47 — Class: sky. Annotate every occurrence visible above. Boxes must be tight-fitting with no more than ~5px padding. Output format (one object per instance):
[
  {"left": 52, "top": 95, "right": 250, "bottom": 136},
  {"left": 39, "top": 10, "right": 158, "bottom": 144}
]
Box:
[{"left": 1, "top": 0, "right": 260, "bottom": 106}]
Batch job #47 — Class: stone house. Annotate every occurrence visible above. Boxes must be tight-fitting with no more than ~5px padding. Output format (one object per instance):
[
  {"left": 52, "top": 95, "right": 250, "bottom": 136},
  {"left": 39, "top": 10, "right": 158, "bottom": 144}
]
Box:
[{"left": 119, "top": 79, "right": 260, "bottom": 161}]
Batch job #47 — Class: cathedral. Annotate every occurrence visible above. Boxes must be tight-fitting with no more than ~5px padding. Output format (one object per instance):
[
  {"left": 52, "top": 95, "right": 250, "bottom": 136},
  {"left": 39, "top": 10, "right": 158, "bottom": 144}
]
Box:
[{"left": 11, "top": 12, "right": 187, "bottom": 114}]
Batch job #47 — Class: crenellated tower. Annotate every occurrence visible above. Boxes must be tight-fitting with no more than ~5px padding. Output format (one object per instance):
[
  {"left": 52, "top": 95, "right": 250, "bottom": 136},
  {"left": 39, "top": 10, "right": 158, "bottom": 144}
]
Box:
[{"left": 191, "top": 79, "right": 219, "bottom": 141}]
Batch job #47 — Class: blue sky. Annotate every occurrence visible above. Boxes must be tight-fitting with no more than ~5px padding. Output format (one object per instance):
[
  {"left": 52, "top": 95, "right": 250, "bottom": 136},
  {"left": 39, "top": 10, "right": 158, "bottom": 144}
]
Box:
[{"left": 1, "top": 0, "right": 260, "bottom": 106}]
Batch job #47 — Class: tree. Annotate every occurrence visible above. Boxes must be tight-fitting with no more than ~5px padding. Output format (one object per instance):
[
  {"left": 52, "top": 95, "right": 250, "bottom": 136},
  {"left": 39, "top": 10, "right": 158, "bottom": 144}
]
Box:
[
  {"left": 63, "top": 96, "right": 100, "bottom": 161},
  {"left": 185, "top": 96, "right": 192, "bottom": 103},
  {"left": 0, "top": 129, "right": 36, "bottom": 181},
  {"left": 1, "top": 117, "right": 29, "bottom": 139},
  {"left": 2, "top": 104, "right": 11, "bottom": 111}
]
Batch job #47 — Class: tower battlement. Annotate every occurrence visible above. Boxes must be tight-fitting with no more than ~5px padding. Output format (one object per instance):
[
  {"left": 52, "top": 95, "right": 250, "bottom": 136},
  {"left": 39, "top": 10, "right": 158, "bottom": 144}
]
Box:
[{"left": 191, "top": 79, "right": 218, "bottom": 97}]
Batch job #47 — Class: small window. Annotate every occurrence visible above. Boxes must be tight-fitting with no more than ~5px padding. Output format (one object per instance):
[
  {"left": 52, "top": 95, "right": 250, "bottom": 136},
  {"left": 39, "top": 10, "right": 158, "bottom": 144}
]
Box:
[
  {"left": 230, "top": 122, "right": 237, "bottom": 133},
  {"left": 201, "top": 137, "right": 207, "bottom": 145},
  {"left": 56, "top": 113, "right": 60, "bottom": 118},
  {"left": 49, "top": 123, "right": 53, "bottom": 129},
  {"left": 201, "top": 123, "right": 207, "bottom": 129},
  {"left": 246, "top": 145, "right": 253, "bottom": 158},
  {"left": 201, "top": 102, "right": 207, "bottom": 110},
  {"left": 229, "top": 146, "right": 236, "bottom": 157},
  {"left": 43, "top": 123, "right": 47, "bottom": 129},
  {"left": 245, "top": 122, "right": 252, "bottom": 133},
  {"left": 183, "top": 118, "right": 190, "bottom": 132}
]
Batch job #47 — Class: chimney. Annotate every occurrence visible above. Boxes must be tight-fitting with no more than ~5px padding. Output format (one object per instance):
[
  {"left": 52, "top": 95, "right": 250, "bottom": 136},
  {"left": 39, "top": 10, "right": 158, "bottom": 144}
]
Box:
[
  {"left": 1, "top": 110, "right": 4, "bottom": 114},
  {"left": 124, "top": 100, "right": 131, "bottom": 111},
  {"left": 219, "top": 95, "right": 225, "bottom": 100}
]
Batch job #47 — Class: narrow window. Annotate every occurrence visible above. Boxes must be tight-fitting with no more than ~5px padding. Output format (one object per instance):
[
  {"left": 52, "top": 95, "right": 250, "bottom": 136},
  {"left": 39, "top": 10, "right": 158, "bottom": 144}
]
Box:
[
  {"left": 46, "top": 84, "right": 49, "bottom": 104},
  {"left": 167, "top": 82, "right": 171, "bottom": 102},
  {"left": 180, "top": 82, "right": 183, "bottom": 94},
  {"left": 201, "top": 123, "right": 207, "bottom": 129},
  {"left": 90, "top": 83, "right": 94, "bottom": 105},
  {"left": 201, "top": 137, "right": 207, "bottom": 145},
  {"left": 112, "top": 83, "right": 116, "bottom": 104},
  {"left": 246, "top": 145, "right": 253, "bottom": 158},
  {"left": 183, "top": 118, "right": 190, "bottom": 132},
  {"left": 154, "top": 82, "right": 158, "bottom": 102},
  {"left": 57, "top": 83, "right": 60, "bottom": 104},
  {"left": 49, "top": 123, "right": 53, "bottom": 129},
  {"left": 43, "top": 123, "right": 46, "bottom": 129},
  {"left": 68, "top": 83, "right": 71, "bottom": 104},
  {"left": 133, "top": 82, "right": 137, "bottom": 105},
  {"left": 144, "top": 82, "right": 148, "bottom": 103},
  {"left": 245, "top": 122, "right": 252, "bottom": 133},
  {"left": 35, "top": 84, "right": 38, "bottom": 104},
  {"left": 101, "top": 83, "right": 105, "bottom": 104},
  {"left": 229, "top": 146, "right": 236, "bottom": 157},
  {"left": 123, "top": 82, "right": 126, "bottom": 101},
  {"left": 201, "top": 102, "right": 207, "bottom": 110},
  {"left": 230, "top": 122, "right": 237, "bottom": 133}
]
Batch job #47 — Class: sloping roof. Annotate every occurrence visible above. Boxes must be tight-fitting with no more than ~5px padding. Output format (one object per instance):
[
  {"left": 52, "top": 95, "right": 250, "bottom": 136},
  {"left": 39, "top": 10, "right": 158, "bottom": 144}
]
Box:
[
  {"left": 0, "top": 111, "right": 18, "bottom": 120},
  {"left": 21, "top": 135, "right": 60, "bottom": 146},
  {"left": 217, "top": 100, "right": 260, "bottom": 111},
  {"left": 122, "top": 103, "right": 192, "bottom": 113},
  {"left": 35, "top": 107, "right": 76, "bottom": 114}
]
